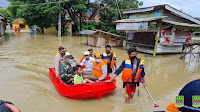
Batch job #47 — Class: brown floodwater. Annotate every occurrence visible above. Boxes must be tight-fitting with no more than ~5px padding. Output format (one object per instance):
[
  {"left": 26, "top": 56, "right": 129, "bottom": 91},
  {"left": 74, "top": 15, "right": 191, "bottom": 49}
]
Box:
[{"left": 0, "top": 32, "right": 199, "bottom": 112}]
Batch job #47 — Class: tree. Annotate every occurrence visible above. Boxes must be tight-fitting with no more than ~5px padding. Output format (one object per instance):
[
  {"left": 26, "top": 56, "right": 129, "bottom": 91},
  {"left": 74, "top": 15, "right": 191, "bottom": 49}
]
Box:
[
  {"left": 7, "top": 0, "right": 90, "bottom": 33},
  {"left": 7, "top": 0, "right": 62, "bottom": 33},
  {"left": 89, "top": 0, "right": 143, "bottom": 35},
  {"left": 0, "top": 8, "right": 12, "bottom": 29},
  {"left": 60, "top": 0, "right": 88, "bottom": 31}
]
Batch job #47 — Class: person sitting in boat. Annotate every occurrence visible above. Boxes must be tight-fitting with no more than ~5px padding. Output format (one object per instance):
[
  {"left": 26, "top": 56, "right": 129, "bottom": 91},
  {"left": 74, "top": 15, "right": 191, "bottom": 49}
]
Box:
[
  {"left": 106, "top": 48, "right": 146, "bottom": 103},
  {"left": 88, "top": 48, "right": 93, "bottom": 57},
  {"left": 55, "top": 46, "right": 66, "bottom": 76},
  {"left": 59, "top": 54, "right": 79, "bottom": 85},
  {"left": 74, "top": 65, "right": 94, "bottom": 84},
  {"left": 92, "top": 53, "right": 107, "bottom": 81},
  {"left": 80, "top": 51, "right": 95, "bottom": 75},
  {"left": 80, "top": 48, "right": 94, "bottom": 62},
  {"left": 56, "top": 46, "right": 69, "bottom": 55}
]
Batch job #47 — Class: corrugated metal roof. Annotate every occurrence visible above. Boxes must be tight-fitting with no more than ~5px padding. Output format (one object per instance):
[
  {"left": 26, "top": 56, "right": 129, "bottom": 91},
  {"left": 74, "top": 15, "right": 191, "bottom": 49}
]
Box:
[
  {"left": 162, "top": 20, "right": 200, "bottom": 28},
  {"left": 122, "top": 4, "right": 200, "bottom": 25},
  {"left": 115, "top": 16, "right": 167, "bottom": 23},
  {"left": 123, "top": 4, "right": 165, "bottom": 14},
  {"left": 0, "top": 14, "right": 6, "bottom": 19},
  {"left": 79, "top": 30, "right": 125, "bottom": 38},
  {"left": 79, "top": 30, "right": 97, "bottom": 35},
  {"left": 123, "top": 7, "right": 154, "bottom": 14},
  {"left": 12, "top": 18, "right": 24, "bottom": 23}
]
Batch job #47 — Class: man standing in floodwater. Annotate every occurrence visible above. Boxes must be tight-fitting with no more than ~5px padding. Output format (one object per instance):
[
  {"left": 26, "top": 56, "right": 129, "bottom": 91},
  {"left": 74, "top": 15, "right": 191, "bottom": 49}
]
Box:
[
  {"left": 107, "top": 48, "right": 146, "bottom": 103},
  {"left": 102, "top": 45, "right": 117, "bottom": 74}
]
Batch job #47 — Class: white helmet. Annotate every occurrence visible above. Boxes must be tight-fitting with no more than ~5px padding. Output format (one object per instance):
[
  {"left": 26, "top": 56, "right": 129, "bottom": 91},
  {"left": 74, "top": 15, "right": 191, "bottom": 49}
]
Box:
[{"left": 84, "top": 51, "right": 90, "bottom": 55}]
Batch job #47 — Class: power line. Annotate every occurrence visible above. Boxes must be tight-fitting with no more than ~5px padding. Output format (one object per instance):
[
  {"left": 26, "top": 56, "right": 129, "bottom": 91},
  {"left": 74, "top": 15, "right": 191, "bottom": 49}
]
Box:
[{"left": 2, "top": 1, "right": 67, "bottom": 7}]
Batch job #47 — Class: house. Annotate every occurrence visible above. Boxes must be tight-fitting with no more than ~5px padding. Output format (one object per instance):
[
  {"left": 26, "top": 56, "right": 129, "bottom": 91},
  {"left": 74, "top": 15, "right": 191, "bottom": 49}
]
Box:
[
  {"left": 0, "top": 14, "right": 5, "bottom": 36},
  {"left": 12, "top": 18, "right": 29, "bottom": 30},
  {"left": 80, "top": 30, "right": 125, "bottom": 47},
  {"left": 115, "top": 4, "right": 200, "bottom": 56}
]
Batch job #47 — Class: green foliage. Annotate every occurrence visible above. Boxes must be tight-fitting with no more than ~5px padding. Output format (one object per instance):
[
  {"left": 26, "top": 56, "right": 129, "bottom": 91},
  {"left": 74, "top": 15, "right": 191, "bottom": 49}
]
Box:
[
  {"left": 7, "top": 0, "right": 89, "bottom": 32},
  {"left": 88, "top": 20, "right": 98, "bottom": 30},
  {"left": 88, "top": 0, "right": 143, "bottom": 36},
  {"left": 0, "top": 8, "right": 12, "bottom": 29},
  {"left": 7, "top": 0, "right": 62, "bottom": 32},
  {"left": 116, "top": 0, "right": 143, "bottom": 9},
  {"left": 60, "top": 0, "right": 88, "bottom": 30},
  {"left": 0, "top": 8, "right": 12, "bottom": 18},
  {"left": 6, "top": 0, "right": 143, "bottom": 35}
]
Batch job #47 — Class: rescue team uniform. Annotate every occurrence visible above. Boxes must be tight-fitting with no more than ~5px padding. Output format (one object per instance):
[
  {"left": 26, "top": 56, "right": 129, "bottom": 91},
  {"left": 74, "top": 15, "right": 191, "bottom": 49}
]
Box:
[
  {"left": 92, "top": 61, "right": 107, "bottom": 81},
  {"left": 14, "top": 27, "right": 18, "bottom": 32},
  {"left": 59, "top": 61, "right": 75, "bottom": 85},
  {"left": 114, "top": 57, "right": 145, "bottom": 98},
  {"left": 102, "top": 52, "right": 116, "bottom": 73}
]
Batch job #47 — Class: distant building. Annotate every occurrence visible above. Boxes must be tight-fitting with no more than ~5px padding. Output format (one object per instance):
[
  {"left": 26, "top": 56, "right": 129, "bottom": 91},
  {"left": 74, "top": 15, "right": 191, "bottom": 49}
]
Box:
[
  {"left": 12, "top": 18, "right": 29, "bottom": 30},
  {"left": 80, "top": 30, "right": 124, "bottom": 47},
  {"left": 115, "top": 4, "right": 200, "bottom": 56},
  {"left": 0, "top": 14, "right": 5, "bottom": 36}
]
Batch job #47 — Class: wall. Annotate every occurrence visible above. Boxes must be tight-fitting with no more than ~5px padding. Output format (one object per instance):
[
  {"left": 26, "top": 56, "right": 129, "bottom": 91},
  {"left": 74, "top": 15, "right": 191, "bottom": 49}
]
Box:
[
  {"left": 0, "top": 23, "right": 5, "bottom": 36},
  {"left": 44, "top": 26, "right": 58, "bottom": 36}
]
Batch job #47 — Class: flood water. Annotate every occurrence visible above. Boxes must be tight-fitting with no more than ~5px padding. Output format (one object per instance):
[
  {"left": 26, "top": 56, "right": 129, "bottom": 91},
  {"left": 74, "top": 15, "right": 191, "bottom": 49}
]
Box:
[{"left": 0, "top": 32, "right": 199, "bottom": 112}]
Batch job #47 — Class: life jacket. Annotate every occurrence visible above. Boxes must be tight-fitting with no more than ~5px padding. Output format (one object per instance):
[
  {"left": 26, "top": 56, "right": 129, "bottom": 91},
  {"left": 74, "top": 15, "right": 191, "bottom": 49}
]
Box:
[
  {"left": 102, "top": 52, "right": 116, "bottom": 69},
  {"left": 92, "top": 61, "right": 106, "bottom": 79},
  {"left": 56, "top": 52, "right": 60, "bottom": 55},
  {"left": 122, "top": 57, "right": 144, "bottom": 82},
  {"left": 56, "top": 52, "right": 70, "bottom": 56},
  {"left": 17, "top": 27, "right": 20, "bottom": 32},
  {"left": 14, "top": 27, "right": 17, "bottom": 32},
  {"left": 80, "top": 55, "right": 84, "bottom": 62}
]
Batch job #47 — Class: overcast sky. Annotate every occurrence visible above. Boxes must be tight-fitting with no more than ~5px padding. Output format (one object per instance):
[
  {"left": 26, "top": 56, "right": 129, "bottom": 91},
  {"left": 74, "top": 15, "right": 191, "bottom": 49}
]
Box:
[
  {"left": 139, "top": 0, "right": 200, "bottom": 18},
  {"left": 0, "top": 0, "right": 200, "bottom": 17},
  {"left": 0, "top": 0, "right": 9, "bottom": 9}
]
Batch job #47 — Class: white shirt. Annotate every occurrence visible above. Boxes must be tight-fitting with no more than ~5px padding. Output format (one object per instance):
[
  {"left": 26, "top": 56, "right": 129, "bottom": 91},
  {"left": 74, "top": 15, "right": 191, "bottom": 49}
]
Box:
[
  {"left": 80, "top": 57, "right": 95, "bottom": 72},
  {"left": 54, "top": 54, "right": 62, "bottom": 75}
]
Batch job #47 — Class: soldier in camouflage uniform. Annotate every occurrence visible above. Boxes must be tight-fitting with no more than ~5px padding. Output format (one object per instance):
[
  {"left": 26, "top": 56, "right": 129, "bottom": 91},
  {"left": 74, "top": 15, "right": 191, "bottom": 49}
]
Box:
[{"left": 59, "top": 54, "right": 78, "bottom": 85}]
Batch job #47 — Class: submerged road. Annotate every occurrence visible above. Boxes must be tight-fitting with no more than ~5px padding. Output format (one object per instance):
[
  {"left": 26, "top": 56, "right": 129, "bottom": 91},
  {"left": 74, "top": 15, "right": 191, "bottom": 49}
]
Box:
[{"left": 0, "top": 32, "right": 199, "bottom": 112}]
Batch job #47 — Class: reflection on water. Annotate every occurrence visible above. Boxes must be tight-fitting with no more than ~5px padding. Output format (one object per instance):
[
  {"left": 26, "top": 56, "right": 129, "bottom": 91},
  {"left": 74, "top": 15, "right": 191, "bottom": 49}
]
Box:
[{"left": 0, "top": 32, "right": 199, "bottom": 112}]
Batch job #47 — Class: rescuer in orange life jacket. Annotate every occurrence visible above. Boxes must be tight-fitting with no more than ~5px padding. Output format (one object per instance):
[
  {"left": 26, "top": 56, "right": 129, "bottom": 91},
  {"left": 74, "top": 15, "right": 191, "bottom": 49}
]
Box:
[
  {"left": 102, "top": 45, "right": 117, "bottom": 74},
  {"left": 107, "top": 48, "right": 146, "bottom": 103}
]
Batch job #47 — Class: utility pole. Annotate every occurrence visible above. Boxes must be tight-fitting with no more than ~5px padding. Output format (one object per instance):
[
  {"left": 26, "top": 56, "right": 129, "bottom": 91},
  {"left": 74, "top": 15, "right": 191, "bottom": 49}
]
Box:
[
  {"left": 58, "top": 0, "right": 61, "bottom": 37},
  {"left": 80, "top": 12, "right": 82, "bottom": 31},
  {"left": 115, "top": 0, "right": 122, "bottom": 19}
]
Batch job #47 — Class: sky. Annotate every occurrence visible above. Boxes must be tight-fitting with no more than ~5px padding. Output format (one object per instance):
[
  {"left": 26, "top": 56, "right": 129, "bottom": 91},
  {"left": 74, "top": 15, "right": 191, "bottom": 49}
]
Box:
[
  {"left": 0, "top": 0, "right": 9, "bottom": 9},
  {"left": 139, "top": 0, "right": 200, "bottom": 18},
  {"left": 0, "top": 0, "right": 200, "bottom": 17}
]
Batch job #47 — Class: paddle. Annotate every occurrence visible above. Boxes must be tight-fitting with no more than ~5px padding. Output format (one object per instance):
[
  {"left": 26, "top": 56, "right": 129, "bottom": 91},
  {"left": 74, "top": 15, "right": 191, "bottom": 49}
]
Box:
[{"left": 144, "top": 85, "right": 159, "bottom": 108}]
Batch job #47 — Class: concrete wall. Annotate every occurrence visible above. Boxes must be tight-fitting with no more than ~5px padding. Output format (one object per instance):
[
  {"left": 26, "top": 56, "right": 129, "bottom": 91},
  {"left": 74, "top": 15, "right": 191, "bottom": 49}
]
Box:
[
  {"left": 44, "top": 26, "right": 58, "bottom": 36},
  {"left": 0, "top": 23, "right": 5, "bottom": 36},
  {"left": 44, "top": 21, "right": 72, "bottom": 36}
]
